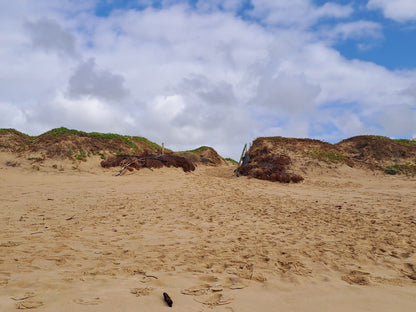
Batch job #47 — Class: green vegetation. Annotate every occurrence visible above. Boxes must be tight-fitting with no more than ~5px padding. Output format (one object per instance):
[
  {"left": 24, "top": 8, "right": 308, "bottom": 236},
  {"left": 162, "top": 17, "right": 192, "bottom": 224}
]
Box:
[
  {"left": 265, "top": 136, "right": 283, "bottom": 140},
  {"left": 374, "top": 135, "right": 389, "bottom": 140},
  {"left": 1, "top": 127, "right": 163, "bottom": 153},
  {"left": 0, "top": 128, "right": 34, "bottom": 151},
  {"left": 27, "top": 157, "right": 43, "bottom": 162},
  {"left": 385, "top": 163, "right": 416, "bottom": 175},
  {"left": 225, "top": 157, "right": 238, "bottom": 165},
  {"left": 48, "top": 127, "right": 86, "bottom": 137},
  {"left": 385, "top": 166, "right": 398, "bottom": 175},
  {"left": 187, "top": 146, "right": 211, "bottom": 152},
  {"left": 73, "top": 149, "right": 87, "bottom": 161},
  {"left": 44, "top": 127, "right": 167, "bottom": 153},
  {"left": 89, "top": 132, "right": 138, "bottom": 151},
  {"left": 393, "top": 139, "right": 416, "bottom": 147},
  {"left": 310, "top": 150, "right": 347, "bottom": 162},
  {"left": 97, "top": 152, "right": 105, "bottom": 159},
  {"left": 132, "top": 136, "right": 162, "bottom": 150},
  {"left": 0, "top": 128, "right": 29, "bottom": 136}
]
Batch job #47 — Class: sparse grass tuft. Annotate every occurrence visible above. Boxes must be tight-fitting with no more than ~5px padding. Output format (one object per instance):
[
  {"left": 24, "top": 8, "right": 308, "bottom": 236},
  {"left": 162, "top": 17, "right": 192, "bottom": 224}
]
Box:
[
  {"left": 48, "top": 127, "right": 85, "bottom": 137},
  {"left": 375, "top": 135, "right": 390, "bottom": 140},
  {"left": 310, "top": 150, "right": 347, "bottom": 162},
  {"left": 133, "top": 136, "right": 163, "bottom": 150},
  {"left": 27, "top": 157, "right": 44, "bottom": 162},
  {"left": 187, "top": 146, "right": 211, "bottom": 152},
  {"left": 385, "top": 166, "right": 398, "bottom": 175},
  {"left": 385, "top": 163, "right": 416, "bottom": 175},
  {"left": 394, "top": 139, "right": 416, "bottom": 147},
  {"left": 0, "top": 128, "right": 29, "bottom": 136},
  {"left": 89, "top": 132, "right": 139, "bottom": 152},
  {"left": 225, "top": 157, "right": 238, "bottom": 165},
  {"left": 73, "top": 149, "right": 87, "bottom": 162}
]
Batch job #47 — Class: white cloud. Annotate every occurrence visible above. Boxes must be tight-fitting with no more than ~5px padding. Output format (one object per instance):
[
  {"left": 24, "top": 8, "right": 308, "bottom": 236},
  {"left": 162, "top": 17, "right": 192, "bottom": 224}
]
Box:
[
  {"left": 27, "top": 91, "right": 133, "bottom": 135},
  {"left": 367, "top": 0, "right": 416, "bottom": 22},
  {"left": 152, "top": 94, "right": 186, "bottom": 119},
  {"left": 194, "top": 0, "right": 245, "bottom": 12},
  {"left": 1, "top": 1, "right": 416, "bottom": 159},
  {"left": 333, "top": 112, "right": 367, "bottom": 136},
  {"left": 322, "top": 20, "right": 382, "bottom": 41},
  {"left": 250, "top": 0, "right": 353, "bottom": 28},
  {"left": 0, "top": 102, "right": 28, "bottom": 130}
]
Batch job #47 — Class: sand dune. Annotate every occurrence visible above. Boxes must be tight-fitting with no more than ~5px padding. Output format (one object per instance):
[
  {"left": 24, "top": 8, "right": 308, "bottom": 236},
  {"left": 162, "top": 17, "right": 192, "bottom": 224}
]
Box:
[{"left": 1, "top": 157, "right": 416, "bottom": 311}]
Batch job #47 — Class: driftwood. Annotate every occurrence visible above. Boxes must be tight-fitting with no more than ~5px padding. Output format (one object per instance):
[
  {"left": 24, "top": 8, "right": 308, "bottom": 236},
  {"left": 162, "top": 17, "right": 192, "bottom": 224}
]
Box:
[{"left": 101, "top": 154, "right": 195, "bottom": 174}]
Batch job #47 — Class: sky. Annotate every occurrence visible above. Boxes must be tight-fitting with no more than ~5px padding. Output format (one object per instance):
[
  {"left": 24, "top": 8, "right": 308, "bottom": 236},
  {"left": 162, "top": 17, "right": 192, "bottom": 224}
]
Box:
[{"left": 1, "top": 0, "right": 416, "bottom": 159}]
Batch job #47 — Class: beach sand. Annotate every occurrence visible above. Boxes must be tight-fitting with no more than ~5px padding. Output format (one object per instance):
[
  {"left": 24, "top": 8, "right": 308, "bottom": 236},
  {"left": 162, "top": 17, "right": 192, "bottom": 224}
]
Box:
[{"left": 1, "top": 155, "right": 416, "bottom": 311}]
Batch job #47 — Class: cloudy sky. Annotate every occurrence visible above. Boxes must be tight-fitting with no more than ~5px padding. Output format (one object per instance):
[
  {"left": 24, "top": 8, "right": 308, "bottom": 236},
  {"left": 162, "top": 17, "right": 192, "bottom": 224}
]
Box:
[{"left": 1, "top": 0, "right": 416, "bottom": 158}]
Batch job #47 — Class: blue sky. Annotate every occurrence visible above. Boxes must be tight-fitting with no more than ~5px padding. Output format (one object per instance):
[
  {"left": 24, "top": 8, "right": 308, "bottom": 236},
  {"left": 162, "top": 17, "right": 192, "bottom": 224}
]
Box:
[{"left": 0, "top": 0, "right": 415, "bottom": 158}]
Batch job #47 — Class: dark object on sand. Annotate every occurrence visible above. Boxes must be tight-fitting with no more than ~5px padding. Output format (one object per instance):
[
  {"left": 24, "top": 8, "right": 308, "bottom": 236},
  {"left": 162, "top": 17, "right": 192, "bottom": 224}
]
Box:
[
  {"left": 101, "top": 154, "right": 195, "bottom": 174},
  {"left": 163, "top": 292, "right": 173, "bottom": 307}
]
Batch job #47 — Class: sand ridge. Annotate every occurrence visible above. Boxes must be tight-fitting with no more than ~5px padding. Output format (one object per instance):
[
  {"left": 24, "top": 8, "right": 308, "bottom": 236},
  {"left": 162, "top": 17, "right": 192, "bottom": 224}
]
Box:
[{"left": 1, "top": 160, "right": 416, "bottom": 311}]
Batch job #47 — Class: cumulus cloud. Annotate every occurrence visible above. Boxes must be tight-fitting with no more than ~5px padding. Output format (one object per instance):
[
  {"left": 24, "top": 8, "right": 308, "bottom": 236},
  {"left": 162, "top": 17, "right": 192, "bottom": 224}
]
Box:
[
  {"left": 194, "top": 0, "right": 245, "bottom": 12},
  {"left": 27, "top": 91, "right": 135, "bottom": 135},
  {"left": 367, "top": 0, "right": 416, "bottom": 22},
  {"left": 321, "top": 20, "right": 382, "bottom": 41},
  {"left": 67, "top": 58, "right": 129, "bottom": 101},
  {"left": 249, "top": 0, "right": 353, "bottom": 28},
  {"left": 143, "top": 74, "right": 250, "bottom": 143},
  {"left": 177, "top": 74, "right": 237, "bottom": 107},
  {"left": 25, "top": 18, "right": 79, "bottom": 59},
  {"left": 2, "top": 1, "right": 416, "bottom": 159}
]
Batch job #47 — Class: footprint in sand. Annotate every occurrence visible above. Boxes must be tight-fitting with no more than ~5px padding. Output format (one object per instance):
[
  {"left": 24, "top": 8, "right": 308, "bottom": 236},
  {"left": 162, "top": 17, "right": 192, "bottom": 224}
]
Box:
[
  {"left": 73, "top": 297, "right": 101, "bottom": 305},
  {"left": 401, "top": 263, "right": 416, "bottom": 280},
  {"left": 11, "top": 292, "right": 36, "bottom": 301},
  {"left": 0, "top": 278, "right": 9, "bottom": 286},
  {"left": 341, "top": 270, "right": 371, "bottom": 285},
  {"left": 223, "top": 277, "right": 247, "bottom": 290},
  {"left": 194, "top": 293, "right": 234, "bottom": 307},
  {"left": 12, "top": 292, "right": 43, "bottom": 310},
  {"left": 182, "top": 283, "right": 234, "bottom": 307},
  {"left": 15, "top": 300, "right": 44, "bottom": 310},
  {"left": 181, "top": 284, "right": 212, "bottom": 296},
  {"left": 130, "top": 286, "right": 154, "bottom": 297}
]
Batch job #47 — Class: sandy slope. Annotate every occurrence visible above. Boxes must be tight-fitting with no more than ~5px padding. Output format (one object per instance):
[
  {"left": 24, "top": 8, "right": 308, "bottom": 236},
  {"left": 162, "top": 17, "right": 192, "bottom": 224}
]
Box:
[{"left": 1, "top": 155, "right": 416, "bottom": 311}]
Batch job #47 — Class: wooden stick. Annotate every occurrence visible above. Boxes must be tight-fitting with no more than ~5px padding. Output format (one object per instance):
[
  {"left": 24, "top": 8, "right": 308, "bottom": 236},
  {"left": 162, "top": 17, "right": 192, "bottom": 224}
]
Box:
[{"left": 237, "top": 143, "right": 247, "bottom": 168}]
